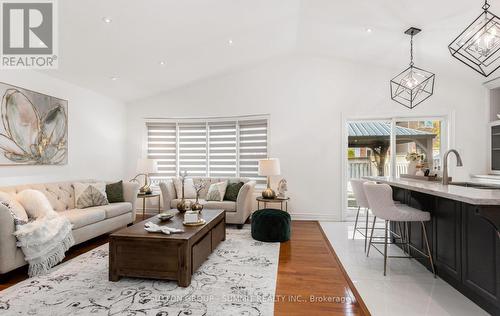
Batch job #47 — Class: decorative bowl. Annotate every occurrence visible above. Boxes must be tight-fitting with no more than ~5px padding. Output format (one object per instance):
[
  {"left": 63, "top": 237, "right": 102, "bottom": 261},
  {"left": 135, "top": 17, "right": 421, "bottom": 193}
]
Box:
[{"left": 157, "top": 213, "right": 174, "bottom": 221}]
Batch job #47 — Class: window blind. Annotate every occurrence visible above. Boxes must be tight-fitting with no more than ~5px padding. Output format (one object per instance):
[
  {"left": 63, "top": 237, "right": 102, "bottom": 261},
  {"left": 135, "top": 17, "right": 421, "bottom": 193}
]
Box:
[
  {"left": 146, "top": 122, "right": 177, "bottom": 184},
  {"left": 238, "top": 119, "right": 268, "bottom": 186},
  {"left": 178, "top": 122, "right": 207, "bottom": 177},
  {"left": 208, "top": 121, "right": 237, "bottom": 177},
  {"left": 146, "top": 117, "right": 268, "bottom": 185}
]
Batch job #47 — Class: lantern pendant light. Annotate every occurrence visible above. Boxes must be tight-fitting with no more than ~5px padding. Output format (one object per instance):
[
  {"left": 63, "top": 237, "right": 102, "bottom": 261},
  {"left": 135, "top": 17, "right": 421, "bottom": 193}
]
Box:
[
  {"left": 390, "top": 27, "right": 436, "bottom": 109},
  {"left": 449, "top": 0, "right": 500, "bottom": 77}
]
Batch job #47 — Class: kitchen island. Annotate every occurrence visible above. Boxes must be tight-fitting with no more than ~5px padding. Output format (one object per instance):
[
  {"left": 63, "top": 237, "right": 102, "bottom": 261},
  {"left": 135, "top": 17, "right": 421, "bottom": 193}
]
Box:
[{"left": 366, "top": 177, "right": 500, "bottom": 316}]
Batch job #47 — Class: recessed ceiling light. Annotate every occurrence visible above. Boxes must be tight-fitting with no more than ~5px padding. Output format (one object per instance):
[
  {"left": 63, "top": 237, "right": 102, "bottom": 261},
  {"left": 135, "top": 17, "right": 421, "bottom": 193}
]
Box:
[
  {"left": 228, "top": 39, "right": 233, "bottom": 46},
  {"left": 159, "top": 61, "right": 166, "bottom": 66},
  {"left": 110, "top": 76, "right": 119, "bottom": 81},
  {"left": 366, "top": 28, "right": 373, "bottom": 33},
  {"left": 102, "top": 17, "right": 112, "bottom": 24}
]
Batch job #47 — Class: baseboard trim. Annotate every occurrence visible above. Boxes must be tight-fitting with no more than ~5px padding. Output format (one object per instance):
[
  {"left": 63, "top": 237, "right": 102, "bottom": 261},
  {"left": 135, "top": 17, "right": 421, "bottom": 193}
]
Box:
[
  {"left": 290, "top": 213, "right": 339, "bottom": 221},
  {"left": 139, "top": 209, "right": 341, "bottom": 222}
]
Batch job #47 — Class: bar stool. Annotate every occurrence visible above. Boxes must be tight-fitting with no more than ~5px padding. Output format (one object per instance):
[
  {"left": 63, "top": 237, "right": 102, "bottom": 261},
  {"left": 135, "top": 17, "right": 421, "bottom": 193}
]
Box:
[
  {"left": 350, "top": 179, "right": 372, "bottom": 252},
  {"left": 363, "top": 182, "right": 436, "bottom": 277}
]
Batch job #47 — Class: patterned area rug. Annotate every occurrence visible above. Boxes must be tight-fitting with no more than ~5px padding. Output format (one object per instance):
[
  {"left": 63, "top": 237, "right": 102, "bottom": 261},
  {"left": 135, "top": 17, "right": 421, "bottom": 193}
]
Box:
[{"left": 0, "top": 228, "right": 280, "bottom": 316}]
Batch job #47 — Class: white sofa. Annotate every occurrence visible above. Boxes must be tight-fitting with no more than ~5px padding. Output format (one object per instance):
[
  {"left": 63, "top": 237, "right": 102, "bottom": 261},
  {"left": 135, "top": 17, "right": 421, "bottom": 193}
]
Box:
[
  {"left": 159, "top": 177, "right": 255, "bottom": 228},
  {"left": 0, "top": 180, "right": 140, "bottom": 277}
]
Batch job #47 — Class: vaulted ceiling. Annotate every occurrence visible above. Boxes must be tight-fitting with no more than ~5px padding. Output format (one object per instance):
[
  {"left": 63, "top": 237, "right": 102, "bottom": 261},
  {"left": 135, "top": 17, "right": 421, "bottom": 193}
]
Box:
[{"left": 42, "top": 0, "right": 491, "bottom": 101}]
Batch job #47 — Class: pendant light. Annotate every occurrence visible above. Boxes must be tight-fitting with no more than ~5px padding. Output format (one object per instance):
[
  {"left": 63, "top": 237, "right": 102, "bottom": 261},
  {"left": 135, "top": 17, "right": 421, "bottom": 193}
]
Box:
[
  {"left": 449, "top": 0, "right": 500, "bottom": 77},
  {"left": 390, "top": 27, "right": 436, "bottom": 109}
]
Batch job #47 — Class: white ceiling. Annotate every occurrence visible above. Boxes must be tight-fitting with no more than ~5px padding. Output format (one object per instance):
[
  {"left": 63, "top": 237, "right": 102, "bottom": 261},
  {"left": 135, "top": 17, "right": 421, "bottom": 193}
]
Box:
[{"left": 42, "top": 0, "right": 493, "bottom": 102}]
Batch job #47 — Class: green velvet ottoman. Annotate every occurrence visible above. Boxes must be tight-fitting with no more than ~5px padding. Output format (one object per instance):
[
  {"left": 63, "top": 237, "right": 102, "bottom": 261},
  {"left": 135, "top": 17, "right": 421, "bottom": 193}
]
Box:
[{"left": 251, "top": 209, "right": 291, "bottom": 242}]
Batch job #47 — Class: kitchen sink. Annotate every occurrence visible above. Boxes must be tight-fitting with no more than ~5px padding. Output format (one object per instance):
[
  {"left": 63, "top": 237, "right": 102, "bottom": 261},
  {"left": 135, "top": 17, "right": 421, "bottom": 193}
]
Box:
[{"left": 449, "top": 182, "right": 500, "bottom": 189}]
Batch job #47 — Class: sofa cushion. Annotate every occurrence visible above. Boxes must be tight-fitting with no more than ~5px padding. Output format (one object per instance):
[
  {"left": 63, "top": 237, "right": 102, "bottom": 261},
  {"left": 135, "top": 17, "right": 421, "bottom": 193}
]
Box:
[
  {"left": 99, "top": 202, "right": 132, "bottom": 219},
  {"left": 73, "top": 182, "right": 109, "bottom": 209},
  {"left": 224, "top": 182, "right": 244, "bottom": 201},
  {"left": 206, "top": 181, "right": 228, "bottom": 201},
  {"left": 0, "top": 191, "right": 28, "bottom": 222},
  {"left": 205, "top": 200, "right": 236, "bottom": 212},
  {"left": 59, "top": 208, "right": 106, "bottom": 229},
  {"left": 106, "top": 181, "right": 124, "bottom": 203}
]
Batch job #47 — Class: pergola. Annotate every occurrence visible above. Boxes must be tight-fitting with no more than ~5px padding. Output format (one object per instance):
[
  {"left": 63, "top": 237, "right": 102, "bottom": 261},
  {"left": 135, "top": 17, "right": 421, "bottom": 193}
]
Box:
[{"left": 348, "top": 122, "right": 437, "bottom": 175}]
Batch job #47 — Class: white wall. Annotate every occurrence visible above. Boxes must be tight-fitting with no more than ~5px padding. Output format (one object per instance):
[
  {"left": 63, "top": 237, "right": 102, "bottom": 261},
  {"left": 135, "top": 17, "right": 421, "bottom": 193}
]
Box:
[
  {"left": 126, "top": 55, "right": 487, "bottom": 221},
  {"left": 0, "top": 70, "right": 127, "bottom": 186}
]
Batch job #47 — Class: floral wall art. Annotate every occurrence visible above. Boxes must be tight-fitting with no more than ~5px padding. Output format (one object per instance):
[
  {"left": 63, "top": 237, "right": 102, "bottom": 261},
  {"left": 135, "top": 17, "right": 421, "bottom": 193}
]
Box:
[{"left": 0, "top": 83, "right": 68, "bottom": 165}]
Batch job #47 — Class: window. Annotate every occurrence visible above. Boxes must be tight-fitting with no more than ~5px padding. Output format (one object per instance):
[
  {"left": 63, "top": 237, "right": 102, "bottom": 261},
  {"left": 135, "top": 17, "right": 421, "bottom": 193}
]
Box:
[
  {"left": 146, "top": 117, "right": 268, "bottom": 186},
  {"left": 344, "top": 116, "right": 447, "bottom": 220}
]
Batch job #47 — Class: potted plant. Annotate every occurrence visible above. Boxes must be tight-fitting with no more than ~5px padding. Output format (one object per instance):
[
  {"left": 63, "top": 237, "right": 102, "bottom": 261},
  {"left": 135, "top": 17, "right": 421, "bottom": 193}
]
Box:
[{"left": 406, "top": 152, "right": 425, "bottom": 175}]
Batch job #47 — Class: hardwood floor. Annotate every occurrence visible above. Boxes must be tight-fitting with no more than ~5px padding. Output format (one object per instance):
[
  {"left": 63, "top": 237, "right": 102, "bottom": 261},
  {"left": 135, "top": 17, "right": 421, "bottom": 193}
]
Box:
[
  {"left": 274, "top": 221, "right": 370, "bottom": 316},
  {"left": 0, "top": 219, "right": 369, "bottom": 316}
]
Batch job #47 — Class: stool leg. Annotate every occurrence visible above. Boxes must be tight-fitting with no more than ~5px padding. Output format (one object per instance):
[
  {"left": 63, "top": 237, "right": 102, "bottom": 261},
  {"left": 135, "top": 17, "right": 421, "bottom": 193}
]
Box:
[
  {"left": 405, "top": 222, "right": 411, "bottom": 257},
  {"left": 352, "top": 206, "right": 360, "bottom": 239},
  {"left": 421, "top": 221, "right": 436, "bottom": 277},
  {"left": 366, "top": 216, "right": 377, "bottom": 257},
  {"left": 384, "top": 220, "right": 389, "bottom": 276},
  {"left": 397, "top": 221, "right": 405, "bottom": 254},
  {"left": 364, "top": 208, "right": 369, "bottom": 252}
]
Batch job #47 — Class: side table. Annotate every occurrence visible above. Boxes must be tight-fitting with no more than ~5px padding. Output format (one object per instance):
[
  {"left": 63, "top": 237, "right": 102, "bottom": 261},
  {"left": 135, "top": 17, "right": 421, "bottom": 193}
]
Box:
[
  {"left": 137, "top": 193, "right": 161, "bottom": 218},
  {"left": 256, "top": 196, "right": 290, "bottom": 212}
]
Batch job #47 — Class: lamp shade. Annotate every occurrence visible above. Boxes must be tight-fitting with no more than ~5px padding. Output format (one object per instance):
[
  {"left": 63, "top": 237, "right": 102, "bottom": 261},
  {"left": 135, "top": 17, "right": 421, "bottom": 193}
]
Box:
[
  {"left": 258, "top": 158, "right": 281, "bottom": 176},
  {"left": 137, "top": 158, "right": 157, "bottom": 174}
]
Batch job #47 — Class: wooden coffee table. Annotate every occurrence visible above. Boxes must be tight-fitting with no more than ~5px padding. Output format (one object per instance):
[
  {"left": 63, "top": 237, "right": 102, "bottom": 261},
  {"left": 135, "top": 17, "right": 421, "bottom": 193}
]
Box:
[{"left": 109, "top": 209, "right": 225, "bottom": 287}]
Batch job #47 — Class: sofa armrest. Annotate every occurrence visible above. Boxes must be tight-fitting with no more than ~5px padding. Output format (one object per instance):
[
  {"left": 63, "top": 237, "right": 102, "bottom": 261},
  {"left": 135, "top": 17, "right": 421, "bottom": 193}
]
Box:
[
  {"left": 159, "top": 180, "right": 176, "bottom": 211},
  {"left": 235, "top": 181, "right": 256, "bottom": 222},
  {"left": 0, "top": 204, "right": 19, "bottom": 274},
  {"left": 122, "top": 182, "right": 140, "bottom": 221}
]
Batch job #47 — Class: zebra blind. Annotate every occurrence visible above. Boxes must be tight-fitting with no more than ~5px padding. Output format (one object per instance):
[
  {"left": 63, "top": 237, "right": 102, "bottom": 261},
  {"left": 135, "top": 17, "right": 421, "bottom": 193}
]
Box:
[
  {"left": 178, "top": 122, "right": 207, "bottom": 177},
  {"left": 146, "top": 117, "right": 268, "bottom": 186},
  {"left": 239, "top": 119, "right": 268, "bottom": 186},
  {"left": 146, "top": 122, "right": 177, "bottom": 184},
  {"left": 208, "top": 121, "right": 237, "bottom": 177}
]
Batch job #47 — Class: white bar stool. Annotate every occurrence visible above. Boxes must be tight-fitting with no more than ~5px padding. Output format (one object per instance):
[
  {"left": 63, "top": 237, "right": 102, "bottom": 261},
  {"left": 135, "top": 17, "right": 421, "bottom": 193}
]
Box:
[
  {"left": 363, "top": 182, "right": 436, "bottom": 277},
  {"left": 350, "top": 179, "right": 372, "bottom": 252}
]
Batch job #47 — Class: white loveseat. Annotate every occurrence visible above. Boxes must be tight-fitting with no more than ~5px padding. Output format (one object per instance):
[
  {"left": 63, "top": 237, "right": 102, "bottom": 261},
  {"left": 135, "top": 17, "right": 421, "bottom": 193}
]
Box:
[
  {"left": 159, "top": 177, "right": 255, "bottom": 228},
  {"left": 0, "top": 180, "right": 140, "bottom": 277}
]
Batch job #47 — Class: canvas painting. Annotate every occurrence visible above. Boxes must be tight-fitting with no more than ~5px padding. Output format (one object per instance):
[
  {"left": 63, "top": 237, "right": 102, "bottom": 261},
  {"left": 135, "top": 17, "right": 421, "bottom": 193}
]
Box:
[{"left": 0, "top": 82, "right": 68, "bottom": 165}]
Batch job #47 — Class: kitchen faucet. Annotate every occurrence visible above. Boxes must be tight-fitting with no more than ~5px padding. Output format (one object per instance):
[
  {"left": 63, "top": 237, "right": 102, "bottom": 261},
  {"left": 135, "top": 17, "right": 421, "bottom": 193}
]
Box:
[{"left": 442, "top": 149, "right": 463, "bottom": 185}]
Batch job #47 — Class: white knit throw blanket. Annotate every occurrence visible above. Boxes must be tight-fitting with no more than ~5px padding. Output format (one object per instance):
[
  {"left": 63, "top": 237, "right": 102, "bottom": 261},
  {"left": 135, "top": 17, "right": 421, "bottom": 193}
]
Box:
[{"left": 13, "top": 214, "right": 74, "bottom": 277}]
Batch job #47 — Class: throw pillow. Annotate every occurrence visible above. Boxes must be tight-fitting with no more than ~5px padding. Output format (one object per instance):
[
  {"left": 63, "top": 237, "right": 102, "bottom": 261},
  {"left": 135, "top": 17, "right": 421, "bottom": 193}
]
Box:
[
  {"left": 73, "top": 182, "right": 109, "bottom": 209},
  {"left": 106, "top": 181, "right": 124, "bottom": 203},
  {"left": 173, "top": 178, "right": 197, "bottom": 199},
  {"left": 206, "top": 181, "right": 228, "bottom": 202},
  {"left": 0, "top": 191, "right": 28, "bottom": 222},
  {"left": 16, "top": 189, "right": 58, "bottom": 219},
  {"left": 224, "top": 182, "right": 244, "bottom": 201},
  {"left": 1, "top": 201, "right": 29, "bottom": 226}
]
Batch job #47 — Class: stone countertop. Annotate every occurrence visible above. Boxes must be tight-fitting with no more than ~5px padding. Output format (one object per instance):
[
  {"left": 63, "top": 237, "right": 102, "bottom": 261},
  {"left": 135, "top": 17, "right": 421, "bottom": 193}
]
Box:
[{"left": 364, "top": 177, "right": 500, "bottom": 206}]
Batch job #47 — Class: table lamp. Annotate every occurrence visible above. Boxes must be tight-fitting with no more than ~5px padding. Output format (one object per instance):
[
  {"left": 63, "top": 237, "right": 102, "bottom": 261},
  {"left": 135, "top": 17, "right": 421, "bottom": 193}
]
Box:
[
  {"left": 258, "top": 158, "right": 281, "bottom": 199},
  {"left": 131, "top": 158, "right": 157, "bottom": 194}
]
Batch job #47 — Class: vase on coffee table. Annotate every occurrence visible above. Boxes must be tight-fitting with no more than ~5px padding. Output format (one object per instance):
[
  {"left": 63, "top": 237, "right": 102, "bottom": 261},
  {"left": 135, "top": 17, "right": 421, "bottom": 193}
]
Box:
[{"left": 177, "top": 172, "right": 188, "bottom": 213}]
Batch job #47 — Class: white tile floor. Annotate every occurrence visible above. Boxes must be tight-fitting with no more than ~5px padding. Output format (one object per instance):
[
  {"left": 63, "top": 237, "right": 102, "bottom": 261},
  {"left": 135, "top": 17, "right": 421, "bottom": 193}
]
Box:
[{"left": 320, "top": 221, "right": 489, "bottom": 316}]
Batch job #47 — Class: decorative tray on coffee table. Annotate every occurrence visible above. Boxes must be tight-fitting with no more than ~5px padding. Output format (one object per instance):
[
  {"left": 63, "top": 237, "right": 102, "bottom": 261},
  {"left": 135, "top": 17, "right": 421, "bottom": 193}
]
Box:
[{"left": 183, "top": 219, "right": 206, "bottom": 227}]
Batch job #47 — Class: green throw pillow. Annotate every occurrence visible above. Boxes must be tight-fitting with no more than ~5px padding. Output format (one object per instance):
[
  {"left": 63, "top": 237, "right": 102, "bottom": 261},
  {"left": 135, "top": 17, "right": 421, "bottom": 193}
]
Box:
[
  {"left": 224, "top": 182, "right": 244, "bottom": 201},
  {"left": 106, "top": 181, "right": 124, "bottom": 203}
]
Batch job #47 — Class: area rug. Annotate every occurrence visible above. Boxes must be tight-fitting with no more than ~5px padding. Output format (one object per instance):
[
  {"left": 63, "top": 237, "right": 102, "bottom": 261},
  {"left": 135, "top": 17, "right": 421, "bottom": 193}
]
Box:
[{"left": 0, "top": 227, "right": 280, "bottom": 316}]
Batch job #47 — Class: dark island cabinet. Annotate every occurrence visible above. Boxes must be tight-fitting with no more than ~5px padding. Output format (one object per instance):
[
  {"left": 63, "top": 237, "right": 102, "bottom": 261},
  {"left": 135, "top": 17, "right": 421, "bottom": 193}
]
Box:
[{"left": 390, "top": 186, "right": 500, "bottom": 315}]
